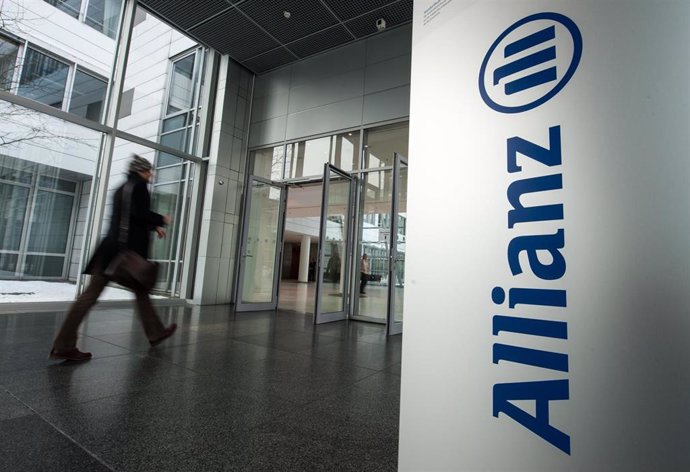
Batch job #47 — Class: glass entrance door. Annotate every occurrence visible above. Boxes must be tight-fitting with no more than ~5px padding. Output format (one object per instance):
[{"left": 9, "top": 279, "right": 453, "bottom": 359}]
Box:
[
  {"left": 314, "top": 164, "right": 354, "bottom": 324},
  {"left": 387, "top": 154, "right": 407, "bottom": 335},
  {"left": 235, "top": 177, "right": 286, "bottom": 311}
]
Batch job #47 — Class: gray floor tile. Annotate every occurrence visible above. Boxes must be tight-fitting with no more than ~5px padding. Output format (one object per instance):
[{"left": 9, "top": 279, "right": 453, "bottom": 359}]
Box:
[
  {"left": 305, "top": 337, "right": 402, "bottom": 371},
  {"left": 0, "top": 389, "right": 33, "bottom": 420},
  {"left": 89, "top": 325, "right": 221, "bottom": 351},
  {"left": 234, "top": 328, "right": 341, "bottom": 353},
  {"left": 1, "top": 352, "right": 194, "bottom": 396},
  {"left": 0, "top": 415, "right": 112, "bottom": 471},
  {"left": 226, "top": 351, "right": 378, "bottom": 404},
  {"left": 0, "top": 337, "right": 129, "bottom": 375},
  {"left": 149, "top": 337, "right": 273, "bottom": 373}
]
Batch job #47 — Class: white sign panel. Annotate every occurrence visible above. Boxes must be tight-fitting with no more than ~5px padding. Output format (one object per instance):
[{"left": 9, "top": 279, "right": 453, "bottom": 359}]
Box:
[{"left": 400, "top": 1, "right": 690, "bottom": 470}]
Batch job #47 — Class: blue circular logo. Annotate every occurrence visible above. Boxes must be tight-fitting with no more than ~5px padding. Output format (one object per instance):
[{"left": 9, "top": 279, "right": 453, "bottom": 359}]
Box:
[{"left": 479, "top": 12, "right": 582, "bottom": 114}]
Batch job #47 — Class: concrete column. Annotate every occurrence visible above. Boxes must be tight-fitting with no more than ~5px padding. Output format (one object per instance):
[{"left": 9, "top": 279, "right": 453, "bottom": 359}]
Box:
[{"left": 298, "top": 235, "right": 311, "bottom": 282}]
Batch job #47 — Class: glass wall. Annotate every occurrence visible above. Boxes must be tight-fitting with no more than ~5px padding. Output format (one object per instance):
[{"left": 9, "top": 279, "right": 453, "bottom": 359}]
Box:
[
  {"left": 251, "top": 146, "right": 284, "bottom": 181},
  {"left": 0, "top": 1, "right": 214, "bottom": 303},
  {"left": 247, "top": 122, "right": 408, "bottom": 323},
  {"left": 251, "top": 131, "right": 360, "bottom": 182},
  {"left": 0, "top": 99, "right": 102, "bottom": 280},
  {"left": 364, "top": 122, "right": 409, "bottom": 168},
  {"left": 112, "top": 138, "right": 198, "bottom": 296},
  {"left": 355, "top": 169, "right": 393, "bottom": 321}
]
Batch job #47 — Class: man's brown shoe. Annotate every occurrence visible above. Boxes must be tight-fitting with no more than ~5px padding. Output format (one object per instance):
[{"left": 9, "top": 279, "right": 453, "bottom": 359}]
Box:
[
  {"left": 49, "top": 347, "right": 93, "bottom": 361},
  {"left": 149, "top": 323, "right": 177, "bottom": 347}
]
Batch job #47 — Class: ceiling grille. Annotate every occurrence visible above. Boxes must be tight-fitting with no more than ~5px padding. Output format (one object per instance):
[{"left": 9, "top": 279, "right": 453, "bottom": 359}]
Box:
[{"left": 139, "top": 0, "right": 412, "bottom": 74}]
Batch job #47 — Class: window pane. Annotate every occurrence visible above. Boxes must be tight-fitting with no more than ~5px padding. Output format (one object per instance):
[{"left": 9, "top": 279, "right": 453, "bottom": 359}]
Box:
[
  {"left": 162, "top": 114, "right": 186, "bottom": 133},
  {"left": 23, "top": 255, "right": 65, "bottom": 277},
  {"left": 364, "top": 123, "right": 409, "bottom": 169},
  {"left": 0, "top": 37, "right": 19, "bottom": 91},
  {"left": 18, "top": 48, "right": 69, "bottom": 108},
  {"left": 150, "top": 182, "right": 181, "bottom": 261},
  {"left": 0, "top": 253, "right": 19, "bottom": 275},
  {"left": 0, "top": 165, "right": 32, "bottom": 184},
  {"left": 331, "top": 131, "right": 360, "bottom": 172},
  {"left": 44, "top": 0, "right": 81, "bottom": 19},
  {"left": 85, "top": 0, "right": 123, "bottom": 39},
  {"left": 155, "top": 165, "right": 183, "bottom": 182},
  {"left": 157, "top": 152, "right": 183, "bottom": 168},
  {"left": 27, "top": 191, "right": 74, "bottom": 253},
  {"left": 167, "top": 55, "right": 196, "bottom": 114},
  {"left": 160, "top": 129, "right": 186, "bottom": 151},
  {"left": 0, "top": 183, "right": 29, "bottom": 251},
  {"left": 286, "top": 137, "right": 330, "bottom": 179},
  {"left": 38, "top": 175, "right": 77, "bottom": 193},
  {"left": 252, "top": 147, "right": 284, "bottom": 180},
  {"left": 69, "top": 69, "right": 107, "bottom": 122}
]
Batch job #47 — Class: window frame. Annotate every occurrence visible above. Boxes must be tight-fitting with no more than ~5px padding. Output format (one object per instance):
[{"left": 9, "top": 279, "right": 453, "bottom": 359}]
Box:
[{"left": 17, "top": 45, "right": 72, "bottom": 110}]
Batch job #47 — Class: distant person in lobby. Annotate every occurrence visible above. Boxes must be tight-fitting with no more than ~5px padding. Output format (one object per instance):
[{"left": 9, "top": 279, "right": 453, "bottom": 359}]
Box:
[
  {"left": 50, "top": 155, "right": 177, "bottom": 361},
  {"left": 360, "top": 253, "right": 370, "bottom": 295}
]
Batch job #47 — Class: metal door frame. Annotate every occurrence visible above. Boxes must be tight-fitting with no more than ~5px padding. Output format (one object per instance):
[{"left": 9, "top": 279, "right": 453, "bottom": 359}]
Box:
[
  {"left": 234, "top": 175, "right": 287, "bottom": 312},
  {"left": 314, "top": 163, "right": 356, "bottom": 324},
  {"left": 387, "top": 153, "right": 407, "bottom": 335}
]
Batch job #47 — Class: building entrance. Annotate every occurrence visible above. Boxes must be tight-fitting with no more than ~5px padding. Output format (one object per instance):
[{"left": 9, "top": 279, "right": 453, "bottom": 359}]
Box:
[{"left": 237, "top": 123, "right": 408, "bottom": 335}]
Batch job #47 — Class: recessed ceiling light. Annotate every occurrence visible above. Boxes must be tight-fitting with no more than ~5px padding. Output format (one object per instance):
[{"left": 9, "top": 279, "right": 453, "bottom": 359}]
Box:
[{"left": 283, "top": 11, "right": 291, "bottom": 19}]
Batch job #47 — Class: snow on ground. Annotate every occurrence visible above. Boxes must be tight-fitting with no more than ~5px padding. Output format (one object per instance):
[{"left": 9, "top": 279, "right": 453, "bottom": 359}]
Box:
[{"left": 0, "top": 280, "right": 139, "bottom": 304}]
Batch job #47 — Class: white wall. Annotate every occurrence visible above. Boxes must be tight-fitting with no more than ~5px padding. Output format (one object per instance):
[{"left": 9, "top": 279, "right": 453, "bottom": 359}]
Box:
[
  {"left": 249, "top": 24, "right": 411, "bottom": 148},
  {"left": 399, "top": 1, "right": 690, "bottom": 470}
]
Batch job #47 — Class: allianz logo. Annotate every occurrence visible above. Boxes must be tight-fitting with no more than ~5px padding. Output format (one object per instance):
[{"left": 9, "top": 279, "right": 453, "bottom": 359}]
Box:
[{"left": 479, "top": 12, "right": 583, "bottom": 113}]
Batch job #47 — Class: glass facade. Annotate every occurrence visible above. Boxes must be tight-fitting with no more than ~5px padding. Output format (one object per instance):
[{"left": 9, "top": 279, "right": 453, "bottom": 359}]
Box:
[
  {"left": 0, "top": 100, "right": 102, "bottom": 280},
  {"left": 0, "top": 1, "right": 212, "bottom": 301},
  {"left": 247, "top": 122, "right": 409, "bottom": 324}
]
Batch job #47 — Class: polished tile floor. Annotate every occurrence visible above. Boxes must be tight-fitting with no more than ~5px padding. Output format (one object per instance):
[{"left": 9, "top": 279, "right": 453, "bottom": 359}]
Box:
[{"left": 0, "top": 303, "right": 402, "bottom": 471}]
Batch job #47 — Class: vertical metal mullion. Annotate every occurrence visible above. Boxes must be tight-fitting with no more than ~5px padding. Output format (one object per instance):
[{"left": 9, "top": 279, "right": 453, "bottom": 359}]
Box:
[
  {"left": 187, "top": 47, "right": 204, "bottom": 154},
  {"left": 387, "top": 156, "right": 400, "bottom": 334},
  {"left": 314, "top": 164, "right": 331, "bottom": 320},
  {"left": 170, "top": 163, "right": 190, "bottom": 296},
  {"left": 76, "top": 0, "right": 137, "bottom": 296},
  {"left": 345, "top": 173, "right": 357, "bottom": 316},
  {"left": 273, "top": 184, "right": 288, "bottom": 305},
  {"left": 79, "top": 0, "right": 89, "bottom": 23},
  {"left": 63, "top": 63, "right": 77, "bottom": 113}
]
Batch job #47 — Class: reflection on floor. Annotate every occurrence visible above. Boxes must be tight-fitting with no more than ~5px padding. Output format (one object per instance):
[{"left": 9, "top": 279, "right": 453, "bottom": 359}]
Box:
[
  {"left": 278, "top": 280, "right": 316, "bottom": 314},
  {"left": 278, "top": 279, "right": 404, "bottom": 324},
  {"left": 0, "top": 304, "right": 401, "bottom": 471}
]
